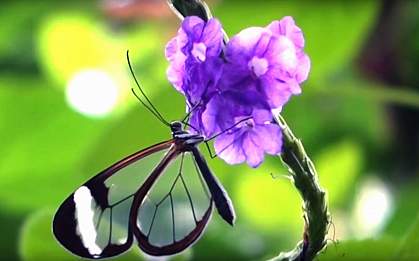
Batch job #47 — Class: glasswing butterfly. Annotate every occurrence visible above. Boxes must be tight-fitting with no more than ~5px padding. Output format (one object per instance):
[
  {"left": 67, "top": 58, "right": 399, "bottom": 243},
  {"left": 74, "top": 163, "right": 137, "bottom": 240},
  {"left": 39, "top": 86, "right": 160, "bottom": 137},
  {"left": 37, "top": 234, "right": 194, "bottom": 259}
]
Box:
[{"left": 52, "top": 52, "right": 236, "bottom": 259}]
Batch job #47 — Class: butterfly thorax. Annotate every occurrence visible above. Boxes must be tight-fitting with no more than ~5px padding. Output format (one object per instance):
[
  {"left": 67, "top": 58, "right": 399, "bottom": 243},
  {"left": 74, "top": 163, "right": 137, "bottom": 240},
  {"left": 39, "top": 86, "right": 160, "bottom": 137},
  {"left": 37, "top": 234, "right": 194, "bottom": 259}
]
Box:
[{"left": 170, "top": 121, "right": 204, "bottom": 148}]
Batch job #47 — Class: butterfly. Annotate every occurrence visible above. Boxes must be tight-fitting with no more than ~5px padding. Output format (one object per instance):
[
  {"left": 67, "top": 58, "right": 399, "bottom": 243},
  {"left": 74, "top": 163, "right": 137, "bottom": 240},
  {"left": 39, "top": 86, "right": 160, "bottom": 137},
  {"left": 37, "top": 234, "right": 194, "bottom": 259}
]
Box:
[{"left": 52, "top": 52, "right": 236, "bottom": 259}]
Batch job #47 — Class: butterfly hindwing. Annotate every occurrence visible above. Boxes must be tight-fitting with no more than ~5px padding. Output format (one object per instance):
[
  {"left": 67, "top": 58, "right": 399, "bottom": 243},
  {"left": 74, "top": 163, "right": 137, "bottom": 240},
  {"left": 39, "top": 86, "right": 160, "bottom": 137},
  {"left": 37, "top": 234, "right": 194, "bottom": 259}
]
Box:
[{"left": 132, "top": 149, "right": 214, "bottom": 256}]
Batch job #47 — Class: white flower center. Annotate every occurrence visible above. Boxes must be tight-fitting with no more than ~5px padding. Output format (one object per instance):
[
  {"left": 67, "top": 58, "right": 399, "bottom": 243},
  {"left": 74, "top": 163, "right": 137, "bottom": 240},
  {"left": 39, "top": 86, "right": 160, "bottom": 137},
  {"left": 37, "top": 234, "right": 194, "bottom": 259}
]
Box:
[
  {"left": 191, "top": 42, "right": 207, "bottom": 62},
  {"left": 249, "top": 57, "right": 269, "bottom": 78}
]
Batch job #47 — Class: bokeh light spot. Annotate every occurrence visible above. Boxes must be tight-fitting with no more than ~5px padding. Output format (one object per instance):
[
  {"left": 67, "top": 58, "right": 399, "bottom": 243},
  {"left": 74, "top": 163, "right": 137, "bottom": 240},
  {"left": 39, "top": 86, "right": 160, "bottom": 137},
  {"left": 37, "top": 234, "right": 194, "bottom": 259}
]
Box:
[
  {"left": 66, "top": 70, "right": 119, "bottom": 118},
  {"left": 352, "top": 177, "right": 394, "bottom": 239}
]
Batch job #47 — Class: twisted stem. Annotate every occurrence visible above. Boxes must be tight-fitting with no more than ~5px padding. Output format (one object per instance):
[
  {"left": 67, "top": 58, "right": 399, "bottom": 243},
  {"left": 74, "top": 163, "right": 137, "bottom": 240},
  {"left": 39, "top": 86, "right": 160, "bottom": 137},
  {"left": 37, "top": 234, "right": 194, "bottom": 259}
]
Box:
[{"left": 269, "top": 114, "right": 330, "bottom": 261}]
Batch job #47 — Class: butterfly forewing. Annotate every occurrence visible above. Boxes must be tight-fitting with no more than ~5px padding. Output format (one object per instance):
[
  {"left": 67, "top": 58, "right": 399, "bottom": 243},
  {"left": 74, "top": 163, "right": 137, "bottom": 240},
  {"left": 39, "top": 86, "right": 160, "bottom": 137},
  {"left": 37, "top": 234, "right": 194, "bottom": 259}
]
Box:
[
  {"left": 133, "top": 151, "right": 213, "bottom": 256},
  {"left": 53, "top": 140, "right": 173, "bottom": 259}
]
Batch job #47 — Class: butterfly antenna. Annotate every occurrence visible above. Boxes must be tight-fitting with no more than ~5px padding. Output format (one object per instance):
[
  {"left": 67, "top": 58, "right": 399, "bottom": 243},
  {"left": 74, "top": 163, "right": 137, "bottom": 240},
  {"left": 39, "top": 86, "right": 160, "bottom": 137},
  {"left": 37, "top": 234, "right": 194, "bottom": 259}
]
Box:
[
  {"left": 126, "top": 50, "right": 170, "bottom": 127},
  {"left": 206, "top": 116, "right": 253, "bottom": 142},
  {"left": 180, "top": 102, "right": 202, "bottom": 133},
  {"left": 130, "top": 89, "right": 166, "bottom": 125},
  {"left": 183, "top": 121, "right": 200, "bottom": 133},
  {"left": 181, "top": 101, "right": 201, "bottom": 123}
]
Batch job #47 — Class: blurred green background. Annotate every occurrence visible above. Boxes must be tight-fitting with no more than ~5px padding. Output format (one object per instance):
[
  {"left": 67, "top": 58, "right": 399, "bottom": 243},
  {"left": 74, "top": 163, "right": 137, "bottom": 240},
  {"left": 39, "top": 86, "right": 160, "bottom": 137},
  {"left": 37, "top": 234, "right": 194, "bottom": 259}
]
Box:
[{"left": 1, "top": 0, "right": 419, "bottom": 260}]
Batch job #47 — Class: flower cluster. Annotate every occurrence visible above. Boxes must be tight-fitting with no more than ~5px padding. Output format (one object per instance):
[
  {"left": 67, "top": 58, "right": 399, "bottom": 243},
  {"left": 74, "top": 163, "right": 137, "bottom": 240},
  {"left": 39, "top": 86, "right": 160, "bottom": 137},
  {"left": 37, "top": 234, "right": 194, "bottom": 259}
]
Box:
[{"left": 166, "top": 16, "right": 310, "bottom": 167}]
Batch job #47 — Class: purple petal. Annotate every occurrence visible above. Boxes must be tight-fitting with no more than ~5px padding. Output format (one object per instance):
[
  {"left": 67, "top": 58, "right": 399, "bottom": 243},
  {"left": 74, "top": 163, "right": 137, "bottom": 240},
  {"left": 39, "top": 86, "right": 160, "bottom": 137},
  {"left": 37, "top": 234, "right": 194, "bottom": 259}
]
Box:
[
  {"left": 252, "top": 109, "right": 273, "bottom": 125},
  {"left": 253, "top": 30, "right": 275, "bottom": 58},
  {"left": 242, "top": 131, "right": 265, "bottom": 168},
  {"left": 165, "top": 37, "right": 178, "bottom": 61},
  {"left": 261, "top": 75, "right": 293, "bottom": 108},
  {"left": 201, "top": 94, "right": 229, "bottom": 136},
  {"left": 165, "top": 27, "right": 187, "bottom": 92},
  {"left": 219, "top": 62, "right": 251, "bottom": 91},
  {"left": 191, "top": 42, "right": 207, "bottom": 62},
  {"left": 274, "top": 35, "right": 298, "bottom": 72},
  {"left": 223, "top": 89, "right": 269, "bottom": 111},
  {"left": 215, "top": 132, "right": 246, "bottom": 165},
  {"left": 202, "top": 18, "right": 223, "bottom": 57},
  {"left": 181, "top": 16, "right": 205, "bottom": 39},
  {"left": 226, "top": 27, "right": 269, "bottom": 59},
  {"left": 296, "top": 53, "right": 311, "bottom": 83},
  {"left": 254, "top": 124, "right": 283, "bottom": 155},
  {"left": 166, "top": 64, "right": 185, "bottom": 93},
  {"left": 188, "top": 106, "right": 205, "bottom": 134},
  {"left": 267, "top": 16, "right": 305, "bottom": 49},
  {"left": 165, "top": 28, "right": 188, "bottom": 62},
  {"left": 287, "top": 78, "right": 302, "bottom": 95},
  {"left": 183, "top": 58, "right": 223, "bottom": 116}
]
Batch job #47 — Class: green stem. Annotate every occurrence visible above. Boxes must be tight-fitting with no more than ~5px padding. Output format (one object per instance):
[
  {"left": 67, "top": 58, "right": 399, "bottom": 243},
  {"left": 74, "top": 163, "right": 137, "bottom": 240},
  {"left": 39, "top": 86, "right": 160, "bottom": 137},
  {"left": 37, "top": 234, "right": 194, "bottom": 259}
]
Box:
[{"left": 269, "top": 114, "right": 330, "bottom": 261}]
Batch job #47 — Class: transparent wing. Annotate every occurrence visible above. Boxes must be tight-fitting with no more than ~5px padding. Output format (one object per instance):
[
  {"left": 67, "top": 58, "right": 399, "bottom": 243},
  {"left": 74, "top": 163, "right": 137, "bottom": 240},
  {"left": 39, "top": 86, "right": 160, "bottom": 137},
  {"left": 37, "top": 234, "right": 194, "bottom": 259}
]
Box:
[
  {"left": 53, "top": 140, "right": 173, "bottom": 259},
  {"left": 132, "top": 150, "right": 214, "bottom": 256}
]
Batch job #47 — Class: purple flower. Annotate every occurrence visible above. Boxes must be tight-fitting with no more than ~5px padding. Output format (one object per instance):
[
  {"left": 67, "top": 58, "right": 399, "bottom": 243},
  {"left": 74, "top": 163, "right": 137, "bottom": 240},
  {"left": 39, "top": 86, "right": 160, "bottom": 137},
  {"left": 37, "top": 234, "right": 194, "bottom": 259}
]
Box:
[
  {"left": 222, "top": 16, "right": 310, "bottom": 110},
  {"left": 165, "top": 16, "right": 224, "bottom": 94},
  {"left": 201, "top": 93, "right": 282, "bottom": 168},
  {"left": 164, "top": 15, "right": 310, "bottom": 168}
]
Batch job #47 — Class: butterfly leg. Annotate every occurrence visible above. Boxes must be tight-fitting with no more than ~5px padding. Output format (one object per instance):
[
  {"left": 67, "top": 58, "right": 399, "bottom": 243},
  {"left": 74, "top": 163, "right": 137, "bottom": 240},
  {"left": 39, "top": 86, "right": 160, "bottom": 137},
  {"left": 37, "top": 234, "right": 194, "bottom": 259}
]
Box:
[{"left": 204, "top": 141, "right": 218, "bottom": 159}]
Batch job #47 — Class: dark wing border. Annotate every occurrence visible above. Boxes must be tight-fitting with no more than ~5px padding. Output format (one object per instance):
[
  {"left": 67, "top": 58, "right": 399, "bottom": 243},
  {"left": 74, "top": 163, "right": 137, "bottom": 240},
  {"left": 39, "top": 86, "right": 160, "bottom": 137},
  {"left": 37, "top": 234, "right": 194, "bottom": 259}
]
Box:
[{"left": 53, "top": 139, "right": 174, "bottom": 259}]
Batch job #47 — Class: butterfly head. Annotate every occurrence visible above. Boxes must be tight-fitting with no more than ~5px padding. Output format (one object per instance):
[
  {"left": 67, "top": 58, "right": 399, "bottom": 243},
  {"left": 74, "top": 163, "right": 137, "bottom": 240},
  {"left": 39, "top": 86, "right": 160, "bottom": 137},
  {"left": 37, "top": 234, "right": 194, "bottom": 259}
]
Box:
[{"left": 170, "top": 121, "right": 184, "bottom": 135}]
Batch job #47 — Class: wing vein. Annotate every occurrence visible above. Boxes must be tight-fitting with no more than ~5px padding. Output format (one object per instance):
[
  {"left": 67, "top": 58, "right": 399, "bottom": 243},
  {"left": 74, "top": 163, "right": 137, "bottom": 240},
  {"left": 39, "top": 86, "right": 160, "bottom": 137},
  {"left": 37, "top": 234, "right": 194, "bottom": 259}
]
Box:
[
  {"left": 108, "top": 207, "right": 113, "bottom": 244},
  {"left": 156, "top": 173, "right": 181, "bottom": 206},
  {"left": 147, "top": 205, "right": 158, "bottom": 238},
  {"left": 170, "top": 194, "right": 175, "bottom": 243},
  {"left": 110, "top": 194, "right": 135, "bottom": 208},
  {"left": 179, "top": 173, "right": 198, "bottom": 224}
]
